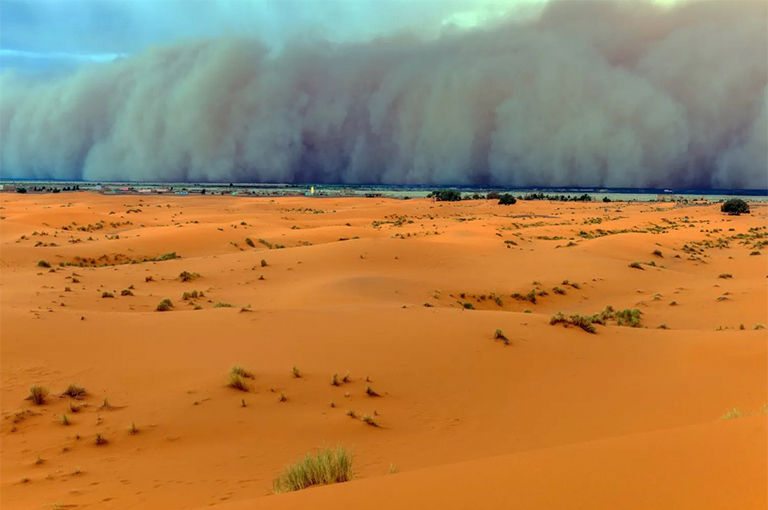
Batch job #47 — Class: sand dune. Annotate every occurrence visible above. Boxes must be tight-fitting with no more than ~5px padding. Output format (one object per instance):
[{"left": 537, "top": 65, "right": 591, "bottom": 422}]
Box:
[{"left": 1, "top": 194, "right": 765, "bottom": 509}]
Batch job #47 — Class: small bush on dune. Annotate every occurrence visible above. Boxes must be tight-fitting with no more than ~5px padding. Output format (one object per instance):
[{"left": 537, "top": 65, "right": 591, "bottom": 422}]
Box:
[
  {"left": 94, "top": 433, "right": 108, "bottom": 446},
  {"left": 231, "top": 366, "right": 254, "bottom": 379},
  {"left": 63, "top": 383, "right": 87, "bottom": 399},
  {"left": 261, "top": 259, "right": 268, "bottom": 267},
  {"left": 292, "top": 366, "right": 301, "bottom": 378},
  {"left": 553, "top": 286, "right": 566, "bottom": 295},
  {"left": 550, "top": 312, "right": 596, "bottom": 333},
  {"left": 615, "top": 308, "right": 642, "bottom": 328},
  {"left": 365, "top": 385, "right": 380, "bottom": 397},
  {"left": 652, "top": 249, "right": 663, "bottom": 257},
  {"left": 156, "top": 298, "right": 173, "bottom": 311},
  {"left": 37, "top": 260, "right": 51, "bottom": 268},
  {"left": 718, "top": 273, "right": 733, "bottom": 279},
  {"left": 179, "top": 271, "right": 201, "bottom": 282},
  {"left": 361, "top": 415, "right": 379, "bottom": 427},
  {"left": 28, "top": 385, "right": 49, "bottom": 405},
  {"left": 227, "top": 373, "right": 249, "bottom": 392},
  {"left": 245, "top": 238, "right": 255, "bottom": 248},
  {"left": 102, "top": 292, "right": 114, "bottom": 298},
  {"left": 493, "top": 329, "right": 510, "bottom": 345},
  {"left": 120, "top": 289, "right": 133, "bottom": 296},
  {"left": 628, "top": 262, "right": 644, "bottom": 270},
  {"left": 462, "top": 302, "right": 475, "bottom": 310},
  {"left": 272, "top": 445, "right": 353, "bottom": 493},
  {"left": 214, "top": 302, "right": 233, "bottom": 308}
]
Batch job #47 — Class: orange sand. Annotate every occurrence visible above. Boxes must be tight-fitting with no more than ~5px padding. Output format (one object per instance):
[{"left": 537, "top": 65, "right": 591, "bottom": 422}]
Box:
[{"left": 1, "top": 193, "right": 766, "bottom": 509}]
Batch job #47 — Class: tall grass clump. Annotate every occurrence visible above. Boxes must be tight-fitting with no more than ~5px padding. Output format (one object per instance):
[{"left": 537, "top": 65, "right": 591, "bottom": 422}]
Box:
[
  {"left": 28, "top": 385, "right": 49, "bottom": 405},
  {"left": 272, "top": 445, "right": 353, "bottom": 493},
  {"left": 63, "top": 383, "right": 87, "bottom": 399}
]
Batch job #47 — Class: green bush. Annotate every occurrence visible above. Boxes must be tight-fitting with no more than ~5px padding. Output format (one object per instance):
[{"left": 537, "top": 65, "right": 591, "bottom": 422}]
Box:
[
  {"left": 156, "top": 298, "right": 173, "bottom": 311},
  {"left": 498, "top": 194, "right": 517, "bottom": 205},
  {"left": 272, "top": 445, "right": 353, "bottom": 493},
  {"left": 429, "top": 189, "right": 461, "bottom": 202},
  {"left": 721, "top": 198, "right": 749, "bottom": 215}
]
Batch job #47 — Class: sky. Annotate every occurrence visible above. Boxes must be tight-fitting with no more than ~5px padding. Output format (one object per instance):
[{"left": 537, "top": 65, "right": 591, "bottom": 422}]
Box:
[
  {"left": 0, "top": 0, "right": 545, "bottom": 71},
  {"left": 0, "top": 0, "right": 765, "bottom": 188}
]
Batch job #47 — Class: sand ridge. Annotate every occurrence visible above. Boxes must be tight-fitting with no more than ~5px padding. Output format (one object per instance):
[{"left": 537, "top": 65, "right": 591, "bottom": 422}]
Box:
[{"left": 1, "top": 193, "right": 766, "bottom": 509}]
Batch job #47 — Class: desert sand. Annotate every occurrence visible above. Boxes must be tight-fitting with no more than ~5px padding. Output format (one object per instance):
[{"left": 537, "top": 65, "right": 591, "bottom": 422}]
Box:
[{"left": 1, "top": 193, "right": 766, "bottom": 509}]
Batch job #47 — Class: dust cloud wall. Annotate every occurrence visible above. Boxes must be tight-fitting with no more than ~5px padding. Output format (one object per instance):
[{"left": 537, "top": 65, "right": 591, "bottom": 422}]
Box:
[{"left": 1, "top": 0, "right": 766, "bottom": 188}]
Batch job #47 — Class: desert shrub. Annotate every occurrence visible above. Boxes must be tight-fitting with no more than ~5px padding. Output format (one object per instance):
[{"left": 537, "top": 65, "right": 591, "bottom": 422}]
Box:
[
  {"left": 718, "top": 273, "right": 733, "bottom": 279},
  {"left": 156, "top": 298, "right": 173, "bottom": 311},
  {"left": 231, "top": 366, "right": 254, "bottom": 379},
  {"left": 27, "top": 385, "right": 48, "bottom": 405},
  {"left": 156, "top": 252, "right": 179, "bottom": 261},
  {"left": 652, "top": 249, "right": 663, "bottom": 257},
  {"left": 462, "top": 302, "right": 475, "bottom": 310},
  {"left": 331, "top": 373, "right": 340, "bottom": 386},
  {"left": 61, "top": 413, "right": 71, "bottom": 426},
  {"left": 550, "top": 312, "right": 596, "bottom": 333},
  {"left": 63, "top": 383, "right": 87, "bottom": 399},
  {"left": 102, "top": 291, "right": 115, "bottom": 298},
  {"left": 145, "top": 276, "right": 154, "bottom": 282},
  {"left": 721, "top": 198, "right": 749, "bottom": 215},
  {"left": 272, "top": 445, "right": 353, "bottom": 493},
  {"left": 245, "top": 238, "right": 255, "bottom": 248},
  {"left": 213, "top": 302, "right": 233, "bottom": 308},
  {"left": 227, "top": 373, "right": 249, "bottom": 392},
  {"left": 498, "top": 193, "right": 517, "bottom": 205},
  {"left": 182, "top": 290, "right": 200, "bottom": 300},
  {"left": 486, "top": 191, "right": 500, "bottom": 200},
  {"left": 361, "top": 415, "right": 379, "bottom": 427},
  {"left": 94, "top": 433, "right": 108, "bottom": 446},
  {"left": 278, "top": 391, "right": 287, "bottom": 402},
  {"left": 569, "top": 314, "right": 596, "bottom": 333},
  {"left": 628, "top": 262, "right": 644, "bottom": 269},
  {"left": 365, "top": 385, "right": 380, "bottom": 397},
  {"left": 121, "top": 289, "right": 133, "bottom": 296},
  {"left": 37, "top": 260, "right": 51, "bottom": 268},
  {"left": 493, "top": 329, "right": 510, "bottom": 345},
  {"left": 429, "top": 189, "right": 461, "bottom": 202},
  {"left": 553, "top": 286, "right": 566, "bottom": 295},
  {"left": 179, "top": 271, "right": 200, "bottom": 282},
  {"left": 615, "top": 308, "right": 642, "bottom": 328},
  {"left": 128, "top": 422, "right": 139, "bottom": 435},
  {"left": 292, "top": 366, "right": 301, "bottom": 378}
]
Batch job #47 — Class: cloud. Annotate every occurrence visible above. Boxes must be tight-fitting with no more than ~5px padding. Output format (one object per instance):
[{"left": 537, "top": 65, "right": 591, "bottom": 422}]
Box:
[{"left": 1, "top": 0, "right": 766, "bottom": 188}]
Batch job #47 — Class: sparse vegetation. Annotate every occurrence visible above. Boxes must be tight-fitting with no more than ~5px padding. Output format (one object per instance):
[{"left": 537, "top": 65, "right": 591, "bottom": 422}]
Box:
[
  {"left": 213, "top": 302, "right": 233, "bottom": 308},
  {"left": 628, "top": 262, "right": 644, "bottom": 270},
  {"left": 245, "top": 238, "right": 255, "bottom": 248},
  {"left": 128, "top": 422, "right": 139, "bottom": 435},
  {"left": 361, "top": 415, "right": 379, "bottom": 427},
  {"left": 718, "top": 273, "right": 733, "bottom": 279},
  {"left": 365, "top": 385, "right": 380, "bottom": 397},
  {"left": 28, "top": 385, "right": 49, "bottom": 405},
  {"left": 652, "top": 249, "right": 663, "bottom": 257},
  {"left": 120, "top": 289, "right": 133, "bottom": 296},
  {"left": 292, "top": 366, "right": 301, "bottom": 378},
  {"left": 271, "top": 445, "right": 353, "bottom": 493},
  {"left": 331, "top": 373, "right": 340, "bottom": 386},
  {"left": 94, "top": 433, "right": 108, "bottom": 446},
  {"left": 60, "top": 413, "right": 71, "bottom": 426},
  {"left": 279, "top": 391, "right": 287, "bottom": 402},
  {"left": 550, "top": 312, "right": 596, "bottom": 334},
  {"left": 63, "top": 383, "right": 87, "bottom": 399},
  {"left": 493, "top": 329, "right": 510, "bottom": 345},
  {"left": 179, "top": 271, "right": 201, "bottom": 282},
  {"left": 37, "top": 260, "right": 51, "bottom": 268},
  {"left": 231, "top": 366, "right": 254, "bottom": 379},
  {"left": 101, "top": 291, "right": 114, "bottom": 298},
  {"left": 227, "top": 373, "right": 249, "bottom": 392},
  {"left": 156, "top": 298, "right": 173, "bottom": 311}
]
